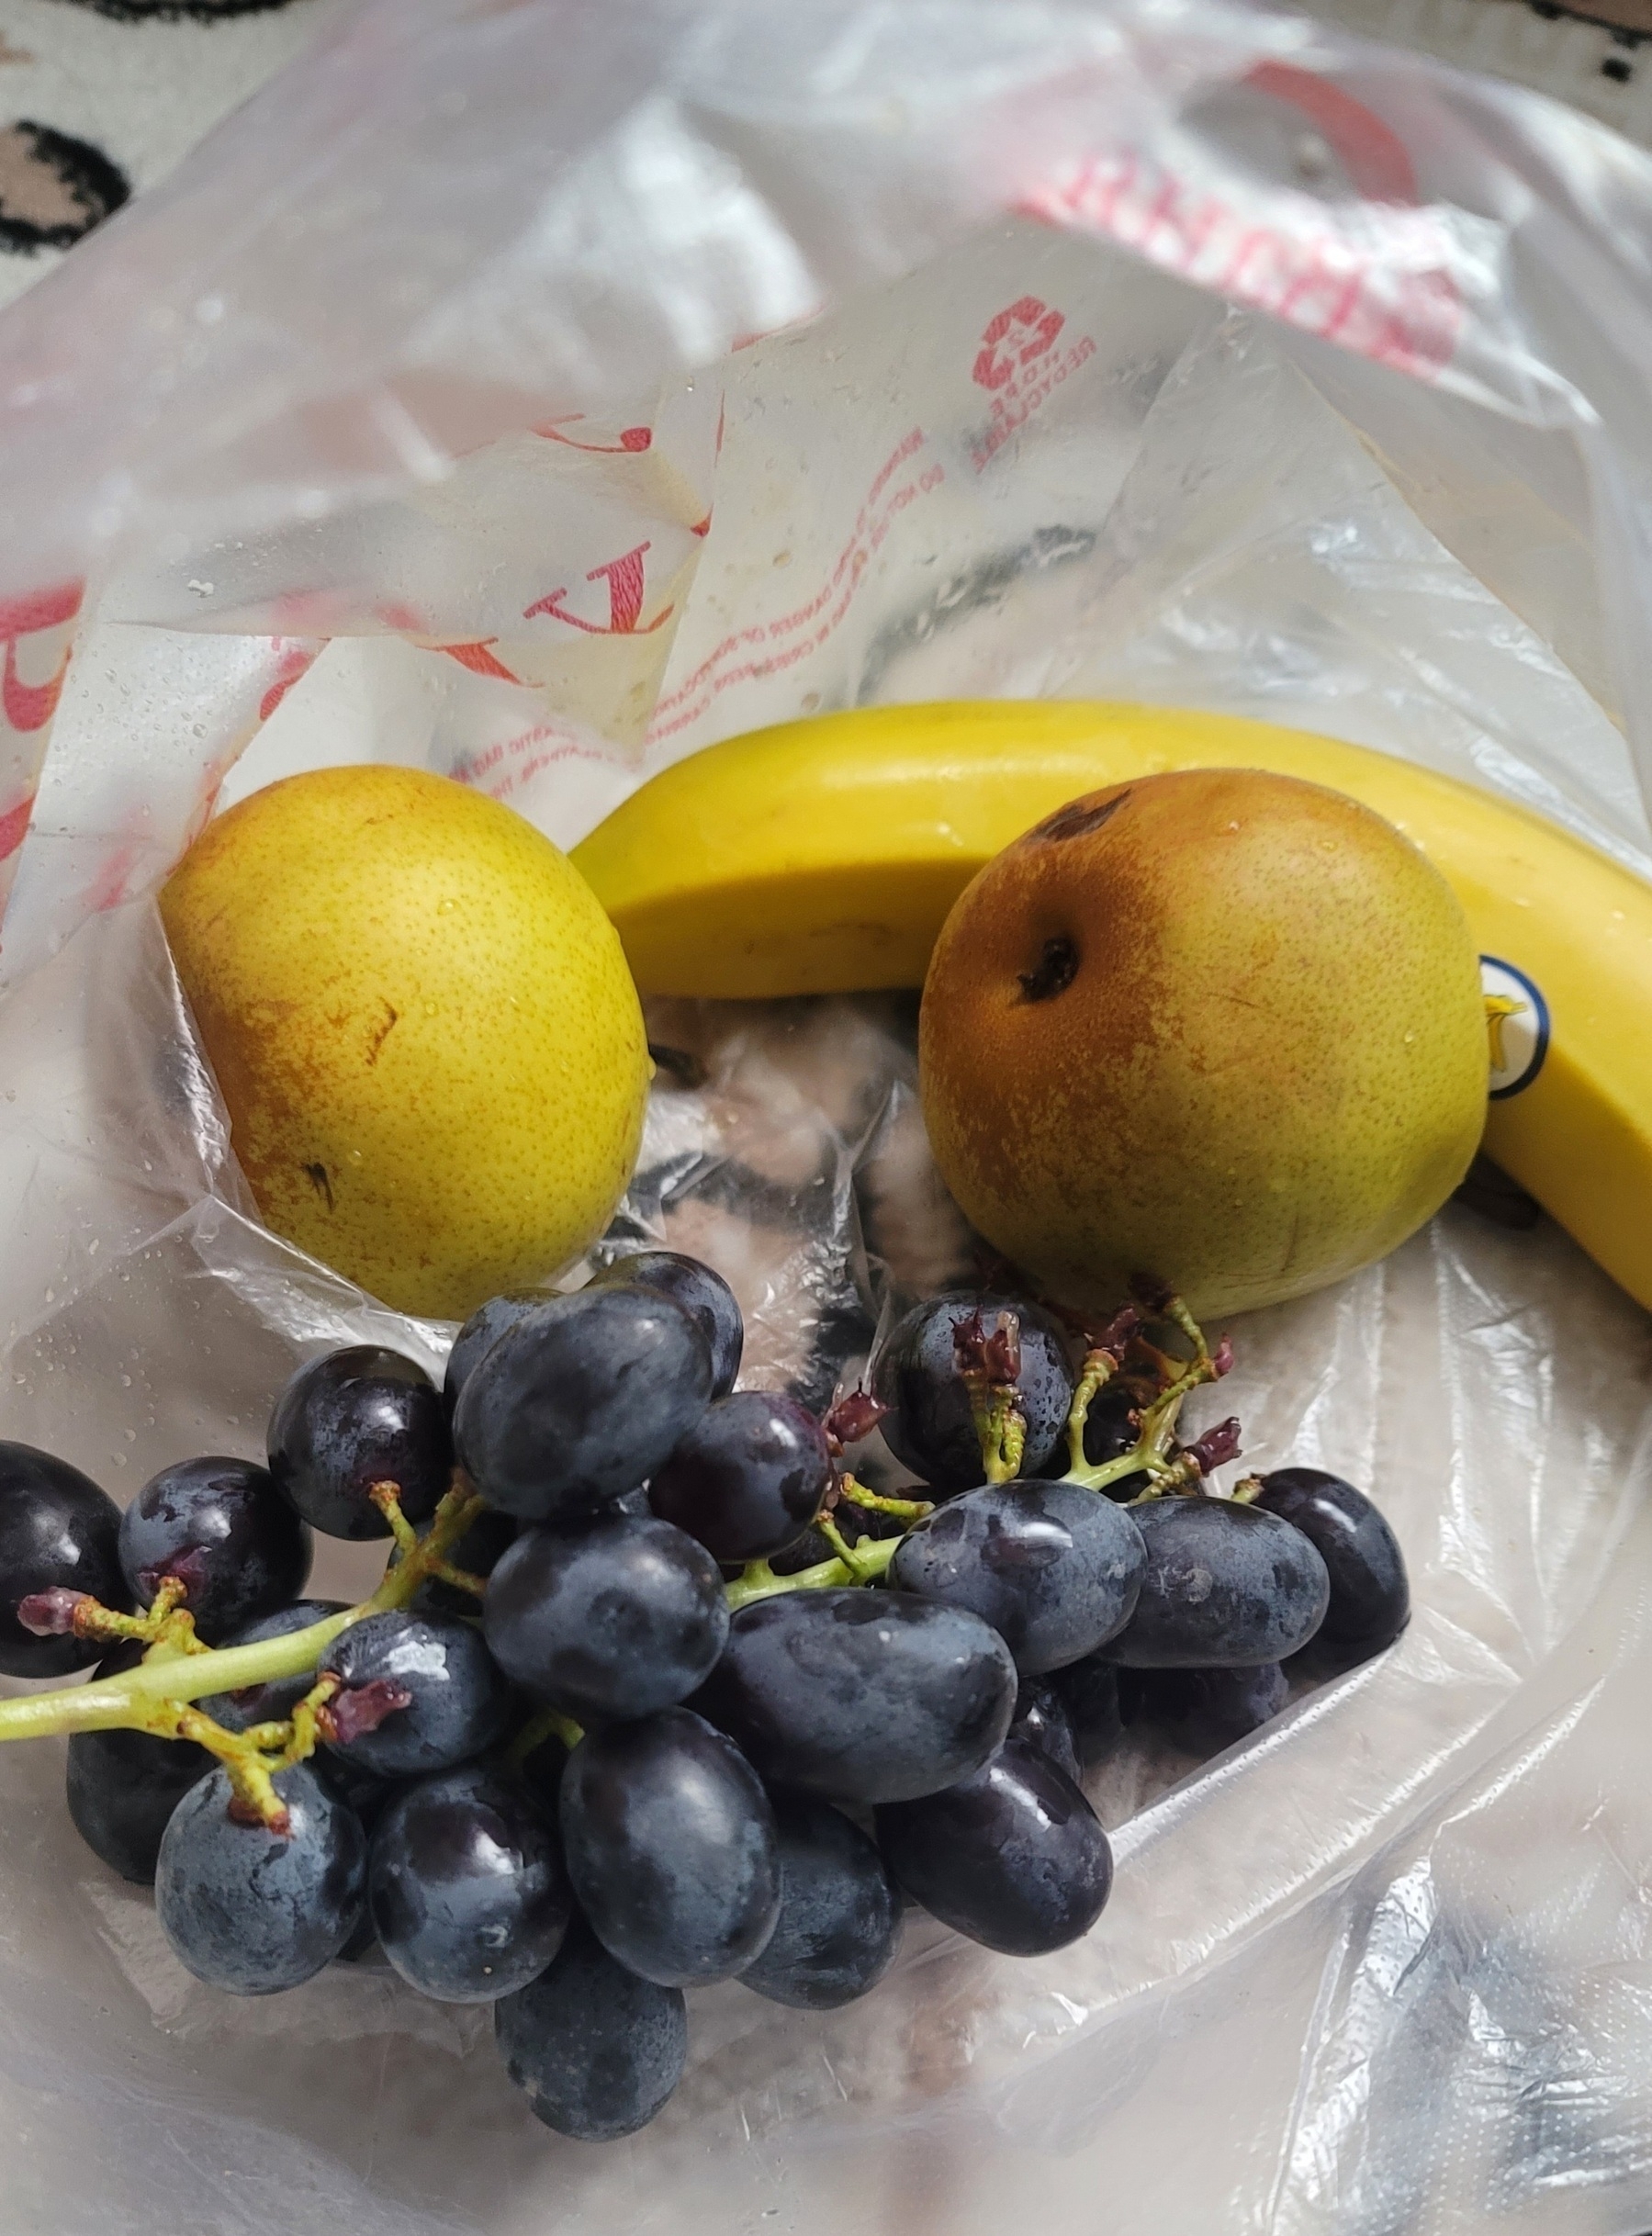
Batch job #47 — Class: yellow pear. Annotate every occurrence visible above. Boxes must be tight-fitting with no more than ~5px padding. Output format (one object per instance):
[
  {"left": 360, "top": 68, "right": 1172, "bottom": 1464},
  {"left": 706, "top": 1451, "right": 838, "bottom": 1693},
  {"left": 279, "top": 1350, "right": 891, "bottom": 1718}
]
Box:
[
  {"left": 919, "top": 768, "right": 1489, "bottom": 1320},
  {"left": 161, "top": 764, "right": 650, "bottom": 1320}
]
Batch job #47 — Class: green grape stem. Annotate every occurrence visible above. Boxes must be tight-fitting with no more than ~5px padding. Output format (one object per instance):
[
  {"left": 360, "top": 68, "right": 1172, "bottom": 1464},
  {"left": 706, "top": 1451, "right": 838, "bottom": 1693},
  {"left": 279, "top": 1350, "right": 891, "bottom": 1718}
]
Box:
[
  {"left": 837, "top": 1474, "right": 933, "bottom": 1523},
  {"left": 972, "top": 1385, "right": 1027, "bottom": 1484},
  {"left": 0, "top": 1478, "right": 485, "bottom": 1749},
  {"left": 725, "top": 1535, "right": 900, "bottom": 1611},
  {"left": 507, "top": 1702, "right": 585, "bottom": 1764},
  {"left": 1061, "top": 1296, "right": 1232, "bottom": 1500}
]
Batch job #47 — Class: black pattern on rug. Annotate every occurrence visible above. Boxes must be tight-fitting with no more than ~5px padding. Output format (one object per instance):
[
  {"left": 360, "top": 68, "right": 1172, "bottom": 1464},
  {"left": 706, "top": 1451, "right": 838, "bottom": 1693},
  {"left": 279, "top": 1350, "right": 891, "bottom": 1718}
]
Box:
[
  {"left": 0, "top": 121, "right": 127, "bottom": 254},
  {"left": 47, "top": 0, "right": 307, "bottom": 21}
]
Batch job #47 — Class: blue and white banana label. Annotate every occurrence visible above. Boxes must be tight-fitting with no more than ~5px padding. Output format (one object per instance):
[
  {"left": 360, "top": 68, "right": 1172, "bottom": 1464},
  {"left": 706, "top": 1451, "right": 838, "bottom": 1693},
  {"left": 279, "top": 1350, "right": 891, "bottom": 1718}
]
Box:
[{"left": 1481, "top": 956, "right": 1549, "bottom": 1101}]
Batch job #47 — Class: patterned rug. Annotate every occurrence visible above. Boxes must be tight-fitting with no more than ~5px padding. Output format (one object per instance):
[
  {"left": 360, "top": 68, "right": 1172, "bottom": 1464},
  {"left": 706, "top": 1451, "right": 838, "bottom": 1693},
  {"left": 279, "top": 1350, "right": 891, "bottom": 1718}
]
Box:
[{"left": 0, "top": 0, "right": 1645, "bottom": 313}]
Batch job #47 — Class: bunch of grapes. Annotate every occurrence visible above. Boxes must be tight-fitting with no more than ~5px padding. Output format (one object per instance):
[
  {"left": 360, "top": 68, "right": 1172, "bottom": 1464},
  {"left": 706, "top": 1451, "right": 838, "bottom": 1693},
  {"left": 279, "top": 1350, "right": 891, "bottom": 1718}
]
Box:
[{"left": 0, "top": 1256, "right": 1408, "bottom": 2143}]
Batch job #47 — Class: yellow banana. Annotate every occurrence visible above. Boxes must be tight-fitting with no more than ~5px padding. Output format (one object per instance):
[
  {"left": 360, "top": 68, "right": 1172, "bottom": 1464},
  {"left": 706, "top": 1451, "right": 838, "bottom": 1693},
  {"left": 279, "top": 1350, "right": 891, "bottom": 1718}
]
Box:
[{"left": 571, "top": 702, "right": 1652, "bottom": 1310}]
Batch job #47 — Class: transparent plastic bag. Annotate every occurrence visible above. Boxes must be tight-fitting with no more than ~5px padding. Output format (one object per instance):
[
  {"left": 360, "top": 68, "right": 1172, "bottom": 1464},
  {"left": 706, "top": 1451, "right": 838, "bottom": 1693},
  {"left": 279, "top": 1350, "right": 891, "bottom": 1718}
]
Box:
[{"left": 4, "top": 2, "right": 1652, "bottom": 2230}]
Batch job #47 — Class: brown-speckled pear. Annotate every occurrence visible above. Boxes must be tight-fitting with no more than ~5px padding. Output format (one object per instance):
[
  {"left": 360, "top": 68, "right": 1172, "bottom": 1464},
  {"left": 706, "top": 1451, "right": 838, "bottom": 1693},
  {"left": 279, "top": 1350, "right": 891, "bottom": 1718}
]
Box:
[
  {"left": 160, "top": 765, "right": 650, "bottom": 1320},
  {"left": 918, "top": 768, "right": 1489, "bottom": 1320}
]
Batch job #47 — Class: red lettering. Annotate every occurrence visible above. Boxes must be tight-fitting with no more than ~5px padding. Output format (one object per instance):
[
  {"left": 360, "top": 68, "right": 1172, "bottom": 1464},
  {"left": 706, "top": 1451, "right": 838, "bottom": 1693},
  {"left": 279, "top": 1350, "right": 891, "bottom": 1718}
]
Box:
[
  {"left": 0, "top": 791, "right": 32, "bottom": 862},
  {"left": 524, "top": 541, "right": 673, "bottom": 636},
  {"left": 440, "top": 640, "right": 523, "bottom": 683},
  {"left": 258, "top": 642, "right": 318, "bottom": 725},
  {"left": 0, "top": 579, "right": 82, "bottom": 735},
  {"left": 533, "top": 417, "right": 655, "bottom": 455}
]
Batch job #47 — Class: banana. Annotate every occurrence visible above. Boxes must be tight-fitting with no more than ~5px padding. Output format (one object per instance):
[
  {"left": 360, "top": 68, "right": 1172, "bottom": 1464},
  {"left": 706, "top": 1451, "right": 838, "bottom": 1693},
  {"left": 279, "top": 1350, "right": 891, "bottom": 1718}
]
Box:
[{"left": 571, "top": 702, "right": 1652, "bottom": 1310}]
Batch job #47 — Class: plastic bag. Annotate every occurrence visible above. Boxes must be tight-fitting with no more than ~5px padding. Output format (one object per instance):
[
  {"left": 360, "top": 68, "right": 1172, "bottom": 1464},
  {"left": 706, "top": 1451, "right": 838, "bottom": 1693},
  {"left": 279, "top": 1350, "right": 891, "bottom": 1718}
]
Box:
[{"left": 5, "top": 2, "right": 1652, "bottom": 2230}]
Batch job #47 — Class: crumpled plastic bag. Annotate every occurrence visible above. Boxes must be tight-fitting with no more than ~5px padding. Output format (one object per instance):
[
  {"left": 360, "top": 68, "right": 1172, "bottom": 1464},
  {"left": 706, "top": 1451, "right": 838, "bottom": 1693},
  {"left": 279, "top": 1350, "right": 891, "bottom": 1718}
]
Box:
[{"left": 3, "top": 3, "right": 1652, "bottom": 2231}]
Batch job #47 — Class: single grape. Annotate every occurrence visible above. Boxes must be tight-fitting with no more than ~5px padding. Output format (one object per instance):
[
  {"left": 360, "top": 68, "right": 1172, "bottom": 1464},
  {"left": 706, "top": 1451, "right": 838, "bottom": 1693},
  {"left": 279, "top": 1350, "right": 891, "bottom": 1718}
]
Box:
[
  {"left": 890, "top": 1480, "right": 1145, "bottom": 1673},
  {"left": 1118, "top": 1662, "right": 1289, "bottom": 1752},
  {"left": 442, "top": 1287, "right": 557, "bottom": 1419},
  {"left": 1251, "top": 1468, "right": 1410, "bottom": 1662},
  {"left": 739, "top": 1796, "right": 903, "bottom": 2010},
  {"left": 409, "top": 1504, "right": 519, "bottom": 1622},
  {"left": 593, "top": 1250, "right": 743, "bottom": 1398},
  {"left": 560, "top": 1707, "right": 779, "bottom": 1987},
  {"left": 483, "top": 1513, "right": 728, "bottom": 1723},
  {"left": 1007, "top": 1676, "right": 1082, "bottom": 1784},
  {"left": 647, "top": 1391, "right": 833, "bottom": 1565},
  {"left": 1051, "top": 1653, "right": 1123, "bottom": 1776},
  {"left": 155, "top": 1762, "right": 366, "bottom": 1994},
  {"left": 0, "top": 1443, "right": 129, "bottom": 1678},
  {"left": 318, "top": 1610, "right": 511, "bottom": 1778},
  {"left": 695, "top": 1589, "right": 1017, "bottom": 1805},
  {"left": 1103, "top": 1496, "right": 1330, "bottom": 1668},
  {"left": 453, "top": 1287, "right": 712, "bottom": 1522},
  {"left": 369, "top": 1764, "right": 570, "bottom": 2003},
  {"left": 198, "top": 1599, "right": 350, "bottom": 1733},
  {"left": 118, "top": 1455, "right": 312, "bottom": 1645},
  {"left": 871, "top": 1293, "right": 1075, "bottom": 1489},
  {"left": 875, "top": 1737, "right": 1112, "bottom": 1956},
  {"left": 496, "top": 1916, "right": 687, "bottom": 2141},
  {"left": 267, "top": 1347, "right": 451, "bottom": 1541},
  {"left": 65, "top": 1646, "right": 210, "bottom": 1884}
]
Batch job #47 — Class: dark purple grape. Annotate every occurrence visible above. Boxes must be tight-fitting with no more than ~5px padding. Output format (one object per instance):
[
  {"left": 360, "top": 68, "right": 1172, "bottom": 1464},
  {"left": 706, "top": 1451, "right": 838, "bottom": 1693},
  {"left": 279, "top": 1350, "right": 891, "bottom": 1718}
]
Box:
[
  {"left": 876, "top": 1737, "right": 1112, "bottom": 1956},
  {"left": 65, "top": 1646, "right": 210, "bottom": 1884},
  {"left": 267, "top": 1347, "right": 451, "bottom": 1541},
  {"left": 890, "top": 1479, "right": 1145, "bottom": 1673},
  {"left": 648, "top": 1391, "right": 832, "bottom": 1564},
  {"left": 560, "top": 1707, "right": 779, "bottom": 1987},
  {"left": 593, "top": 1250, "right": 743, "bottom": 1398},
  {"left": 695, "top": 1589, "right": 1017, "bottom": 1805},
  {"left": 155, "top": 1763, "right": 366, "bottom": 1994},
  {"left": 740, "top": 1796, "right": 903, "bottom": 2010},
  {"left": 871, "top": 1293, "right": 1075, "bottom": 1489},
  {"left": 496, "top": 1917, "right": 687, "bottom": 2140},
  {"left": 453, "top": 1288, "right": 712, "bottom": 1522},
  {"left": 1103, "top": 1496, "right": 1330, "bottom": 1669},
  {"left": 442, "top": 1288, "right": 557, "bottom": 1419},
  {"left": 0, "top": 1443, "right": 129, "bottom": 1678},
  {"left": 369, "top": 1764, "right": 570, "bottom": 2003},
  {"left": 118, "top": 1456, "right": 311, "bottom": 1646},
  {"left": 319, "top": 1610, "right": 511, "bottom": 1778},
  {"left": 484, "top": 1512, "right": 728, "bottom": 1723},
  {"left": 1251, "top": 1468, "right": 1409, "bottom": 1663},
  {"left": 1008, "top": 1677, "right": 1082, "bottom": 1784},
  {"left": 1051, "top": 1654, "right": 1123, "bottom": 1775},
  {"left": 197, "top": 1598, "right": 349, "bottom": 1733},
  {"left": 1118, "top": 1662, "right": 1289, "bottom": 1752}
]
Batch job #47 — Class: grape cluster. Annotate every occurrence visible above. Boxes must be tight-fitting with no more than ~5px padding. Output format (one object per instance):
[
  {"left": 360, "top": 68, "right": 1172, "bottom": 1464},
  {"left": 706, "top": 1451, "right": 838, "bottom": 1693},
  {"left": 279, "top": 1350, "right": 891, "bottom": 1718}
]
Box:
[{"left": 0, "top": 1257, "right": 1409, "bottom": 2143}]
